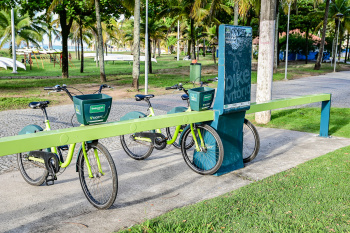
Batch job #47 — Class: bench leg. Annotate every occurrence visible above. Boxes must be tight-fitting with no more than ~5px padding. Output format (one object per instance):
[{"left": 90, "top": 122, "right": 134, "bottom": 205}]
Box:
[{"left": 319, "top": 99, "right": 331, "bottom": 137}]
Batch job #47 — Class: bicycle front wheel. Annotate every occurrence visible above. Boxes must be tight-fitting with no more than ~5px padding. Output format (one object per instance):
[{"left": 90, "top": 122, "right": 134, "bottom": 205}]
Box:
[
  {"left": 120, "top": 133, "right": 153, "bottom": 160},
  {"left": 181, "top": 124, "right": 224, "bottom": 175},
  {"left": 17, "top": 151, "right": 48, "bottom": 186},
  {"left": 78, "top": 142, "right": 118, "bottom": 209},
  {"left": 242, "top": 119, "right": 260, "bottom": 163}
]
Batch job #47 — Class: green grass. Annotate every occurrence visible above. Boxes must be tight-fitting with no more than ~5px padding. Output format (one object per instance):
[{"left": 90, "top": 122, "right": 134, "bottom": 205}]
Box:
[
  {"left": 246, "top": 108, "right": 350, "bottom": 138},
  {"left": 117, "top": 107, "right": 350, "bottom": 232},
  {"left": 120, "top": 146, "right": 350, "bottom": 232},
  {"left": 0, "top": 97, "right": 51, "bottom": 111}
]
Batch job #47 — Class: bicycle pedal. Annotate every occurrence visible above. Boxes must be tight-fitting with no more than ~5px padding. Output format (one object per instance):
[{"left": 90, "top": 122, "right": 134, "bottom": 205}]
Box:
[{"left": 45, "top": 174, "right": 57, "bottom": 186}]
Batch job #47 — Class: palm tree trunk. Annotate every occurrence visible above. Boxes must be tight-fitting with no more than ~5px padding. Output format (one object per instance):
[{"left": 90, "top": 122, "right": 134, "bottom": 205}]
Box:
[
  {"left": 273, "top": 0, "right": 279, "bottom": 73},
  {"left": 158, "top": 40, "right": 161, "bottom": 57},
  {"left": 77, "top": 39, "right": 80, "bottom": 60},
  {"left": 212, "top": 46, "right": 216, "bottom": 64},
  {"left": 203, "top": 38, "right": 206, "bottom": 57},
  {"left": 338, "top": 37, "right": 342, "bottom": 61},
  {"left": 191, "top": 19, "right": 195, "bottom": 60},
  {"left": 153, "top": 40, "right": 156, "bottom": 58},
  {"left": 132, "top": 0, "right": 140, "bottom": 90},
  {"left": 75, "top": 40, "right": 77, "bottom": 59},
  {"left": 59, "top": 9, "right": 73, "bottom": 79},
  {"left": 148, "top": 37, "right": 152, "bottom": 74},
  {"left": 80, "top": 19, "right": 84, "bottom": 73},
  {"left": 314, "top": 0, "right": 330, "bottom": 70},
  {"left": 234, "top": 1, "right": 239, "bottom": 25},
  {"left": 95, "top": 36, "right": 98, "bottom": 67},
  {"left": 255, "top": 0, "right": 277, "bottom": 124},
  {"left": 345, "top": 33, "right": 349, "bottom": 63},
  {"left": 95, "top": 0, "right": 106, "bottom": 82},
  {"left": 187, "top": 40, "right": 191, "bottom": 56}
]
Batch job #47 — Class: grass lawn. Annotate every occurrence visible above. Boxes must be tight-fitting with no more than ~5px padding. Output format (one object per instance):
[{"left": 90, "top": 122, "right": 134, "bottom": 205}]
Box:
[
  {"left": 119, "top": 146, "right": 350, "bottom": 232},
  {"left": 246, "top": 108, "right": 350, "bottom": 138},
  {"left": 117, "top": 107, "right": 350, "bottom": 232}
]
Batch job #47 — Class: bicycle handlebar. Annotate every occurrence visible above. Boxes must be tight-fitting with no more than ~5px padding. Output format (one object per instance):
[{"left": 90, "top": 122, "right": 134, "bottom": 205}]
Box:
[{"left": 165, "top": 84, "right": 179, "bottom": 90}]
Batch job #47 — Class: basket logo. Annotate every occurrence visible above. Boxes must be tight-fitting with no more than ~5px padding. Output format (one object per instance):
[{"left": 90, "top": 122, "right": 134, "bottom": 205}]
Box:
[
  {"left": 90, "top": 104, "right": 105, "bottom": 113},
  {"left": 190, "top": 93, "right": 197, "bottom": 102},
  {"left": 75, "top": 105, "right": 81, "bottom": 115},
  {"left": 204, "top": 94, "right": 212, "bottom": 101},
  {"left": 90, "top": 115, "right": 103, "bottom": 120}
]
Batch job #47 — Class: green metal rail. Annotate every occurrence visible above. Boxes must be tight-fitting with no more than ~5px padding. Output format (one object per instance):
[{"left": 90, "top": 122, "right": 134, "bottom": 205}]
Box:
[{"left": 0, "top": 93, "right": 331, "bottom": 157}]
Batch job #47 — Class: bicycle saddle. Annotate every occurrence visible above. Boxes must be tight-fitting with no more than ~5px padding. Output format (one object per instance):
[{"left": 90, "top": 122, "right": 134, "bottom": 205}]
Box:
[
  {"left": 181, "top": 94, "right": 189, "bottom": 100},
  {"left": 135, "top": 94, "right": 155, "bottom": 101},
  {"left": 29, "top": 101, "right": 50, "bottom": 109}
]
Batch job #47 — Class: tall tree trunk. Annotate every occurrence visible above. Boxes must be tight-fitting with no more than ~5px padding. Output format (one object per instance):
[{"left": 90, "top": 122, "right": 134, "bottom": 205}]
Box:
[
  {"left": 152, "top": 40, "right": 156, "bottom": 58},
  {"left": 187, "top": 40, "right": 191, "bottom": 56},
  {"left": 190, "top": 19, "right": 196, "bottom": 59},
  {"left": 255, "top": 0, "right": 277, "bottom": 124},
  {"left": 132, "top": 0, "right": 140, "bottom": 90},
  {"left": 95, "top": 0, "right": 106, "bottom": 82},
  {"left": 305, "top": 23, "right": 309, "bottom": 64},
  {"left": 273, "top": 0, "right": 279, "bottom": 73},
  {"left": 234, "top": 1, "right": 239, "bottom": 25},
  {"left": 77, "top": 39, "right": 80, "bottom": 60},
  {"left": 338, "top": 37, "right": 342, "bottom": 61},
  {"left": 203, "top": 38, "right": 206, "bottom": 57},
  {"left": 75, "top": 40, "right": 77, "bottom": 59},
  {"left": 95, "top": 36, "right": 98, "bottom": 67},
  {"left": 345, "top": 33, "right": 349, "bottom": 63},
  {"left": 80, "top": 19, "right": 84, "bottom": 73},
  {"left": 105, "top": 42, "right": 108, "bottom": 56},
  {"left": 157, "top": 40, "right": 161, "bottom": 57},
  {"left": 314, "top": 0, "right": 330, "bottom": 70},
  {"left": 212, "top": 46, "right": 216, "bottom": 64},
  {"left": 148, "top": 37, "right": 152, "bottom": 74},
  {"left": 197, "top": 39, "right": 199, "bottom": 60},
  {"left": 59, "top": 9, "right": 73, "bottom": 79}
]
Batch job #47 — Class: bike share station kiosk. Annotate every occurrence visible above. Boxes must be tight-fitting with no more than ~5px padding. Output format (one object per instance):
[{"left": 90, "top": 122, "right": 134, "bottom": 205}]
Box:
[{"left": 209, "top": 25, "right": 252, "bottom": 175}]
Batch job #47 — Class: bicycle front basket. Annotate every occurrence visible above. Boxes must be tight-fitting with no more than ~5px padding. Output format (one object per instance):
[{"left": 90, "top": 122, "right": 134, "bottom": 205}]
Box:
[
  {"left": 188, "top": 87, "right": 215, "bottom": 111},
  {"left": 73, "top": 94, "right": 112, "bottom": 125}
]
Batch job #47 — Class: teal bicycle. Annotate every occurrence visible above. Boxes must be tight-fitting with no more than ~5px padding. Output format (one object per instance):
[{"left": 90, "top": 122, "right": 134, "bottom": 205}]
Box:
[
  {"left": 120, "top": 83, "right": 224, "bottom": 175},
  {"left": 17, "top": 84, "right": 118, "bottom": 209}
]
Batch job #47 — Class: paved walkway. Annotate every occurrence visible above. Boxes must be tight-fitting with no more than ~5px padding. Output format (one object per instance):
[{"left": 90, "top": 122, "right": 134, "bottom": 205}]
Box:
[{"left": 0, "top": 71, "right": 350, "bottom": 232}]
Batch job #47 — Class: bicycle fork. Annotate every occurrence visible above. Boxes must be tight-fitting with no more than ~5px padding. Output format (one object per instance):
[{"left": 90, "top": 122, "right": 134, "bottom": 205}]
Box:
[
  {"left": 190, "top": 124, "right": 206, "bottom": 152},
  {"left": 81, "top": 141, "right": 105, "bottom": 178}
]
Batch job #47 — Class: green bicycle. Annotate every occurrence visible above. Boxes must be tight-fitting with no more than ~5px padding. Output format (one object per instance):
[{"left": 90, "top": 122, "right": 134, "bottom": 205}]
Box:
[
  {"left": 17, "top": 84, "right": 118, "bottom": 209},
  {"left": 120, "top": 83, "right": 224, "bottom": 175}
]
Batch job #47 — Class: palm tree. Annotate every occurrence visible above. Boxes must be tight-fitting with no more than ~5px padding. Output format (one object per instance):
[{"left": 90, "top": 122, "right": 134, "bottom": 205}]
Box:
[
  {"left": 43, "top": 14, "right": 61, "bottom": 50},
  {"left": 204, "top": 24, "right": 217, "bottom": 64},
  {"left": 0, "top": 8, "right": 43, "bottom": 51}
]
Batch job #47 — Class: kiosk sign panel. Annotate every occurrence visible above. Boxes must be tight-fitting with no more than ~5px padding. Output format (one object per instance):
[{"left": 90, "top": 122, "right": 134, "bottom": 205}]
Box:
[{"left": 214, "top": 25, "right": 252, "bottom": 114}]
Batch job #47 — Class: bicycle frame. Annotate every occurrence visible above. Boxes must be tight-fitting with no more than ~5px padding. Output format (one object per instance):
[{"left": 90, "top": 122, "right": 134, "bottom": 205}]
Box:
[
  {"left": 27, "top": 117, "right": 100, "bottom": 178},
  {"left": 133, "top": 105, "right": 205, "bottom": 152}
]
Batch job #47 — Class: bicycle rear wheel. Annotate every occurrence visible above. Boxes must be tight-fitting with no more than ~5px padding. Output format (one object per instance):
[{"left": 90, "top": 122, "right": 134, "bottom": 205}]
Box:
[
  {"left": 181, "top": 124, "right": 224, "bottom": 175},
  {"left": 78, "top": 142, "right": 118, "bottom": 209},
  {"left": 17, "top": 150, "right": 48, "bottom": 186},
  {"left": 120, "top": 133, "right": 153, "bottom": 160},
  {"left": 242, "top": 119, "right": 260, "bottom": 163}
]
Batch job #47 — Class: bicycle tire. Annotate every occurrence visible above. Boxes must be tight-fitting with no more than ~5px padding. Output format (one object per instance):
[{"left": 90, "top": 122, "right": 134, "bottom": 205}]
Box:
[
  {"left": 242, "top": 119, "right": 260, "bottom": 163},
  {"left": 17, "top": 150, "right": 48, "bottom": 186},
  {"left": 166, "top": 125, "right": 194, "bottom": 149},
  {"left": 181, "top": 124, "right": 224, "bottom": 175},
  {"left": 120, "top": 133, "right": 154, "bottom": 160},
  {"left": 78, "top": 142, "right": 118, "bottom": 209}
]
